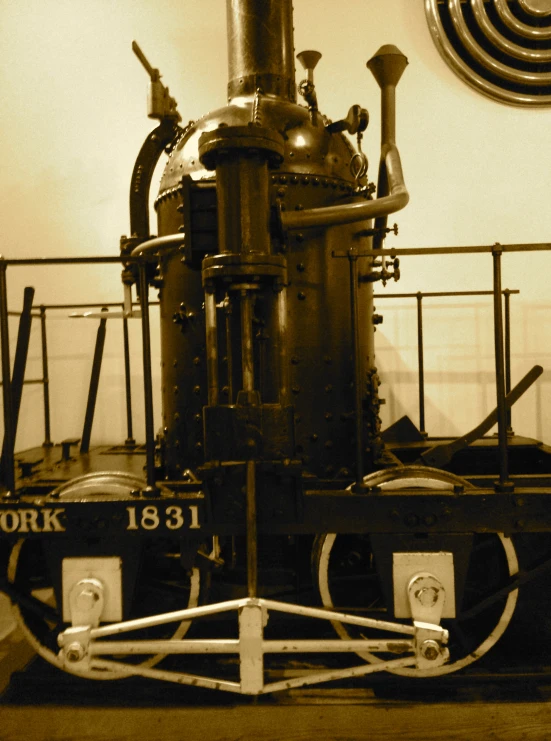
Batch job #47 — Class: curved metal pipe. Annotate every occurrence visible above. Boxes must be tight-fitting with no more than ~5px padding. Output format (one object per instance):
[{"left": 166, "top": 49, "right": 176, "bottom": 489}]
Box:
[
  {"left": 131, "top": 233, "right": 185, "bottom": 257},
  {"left": 280, "top": 145, "right": 408, "bottom": 231},
  {"left": 495, "top": 0, "right": 551, "bottom": 39},
  {"left": 367, "top": 45, "right": 409, "bottom": 249},
  {"left": 129, "top": 121, "right": 183, "bottom": 241},
  {"left": 471, "top": 0, "right": 551, "bottom": 62},
  {"left": 281, "top": 45, "right": 409, "bottom": 233}
]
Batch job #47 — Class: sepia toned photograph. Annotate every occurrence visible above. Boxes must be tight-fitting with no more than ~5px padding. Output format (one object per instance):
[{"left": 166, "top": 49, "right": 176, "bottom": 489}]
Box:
[{"left": 0, "top": 1, "right": 550, "bottom": 738}]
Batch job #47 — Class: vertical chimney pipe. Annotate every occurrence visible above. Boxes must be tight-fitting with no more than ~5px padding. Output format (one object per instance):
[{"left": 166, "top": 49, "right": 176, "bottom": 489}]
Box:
[{"left": 226, "top": 0, "right": 296, "bottom": 102}]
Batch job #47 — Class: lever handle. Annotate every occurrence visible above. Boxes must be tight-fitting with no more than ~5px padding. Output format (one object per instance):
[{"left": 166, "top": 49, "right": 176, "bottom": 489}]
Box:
[
  {"left": 132, "top": 41, "right": 160, "bottom": 82},
  {"left": 132, "top": 40, "right": 180, "bottom": 122},
  {"left": 419, "top": 365, "right": 544, "bottom": 468}
]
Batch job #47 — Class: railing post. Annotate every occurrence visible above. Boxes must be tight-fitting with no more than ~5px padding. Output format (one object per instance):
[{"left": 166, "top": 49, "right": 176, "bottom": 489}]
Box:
[
  {"left": 348, "top": 248, "right": 364, "bottom": 490},
  {"left": 416, "top": 292, "right": 427, "bottom": 437},
  {"left": 80, "top": 308, "right": 108, "bottom": 454},
  {"left": 0, "top": 286, "right": 35, "bottom": 484},
  {"left": 492, "top": 245, "right": 513, "bottom": 492},
  {"left": 138, "top": 262, "right": 157, "bottom": 491},
  {"left": 122, "top": 309, "right": 135, "bottom": 446},
  {"left": 503, "top": 288, "right": 513, "bottom": 434},
  {"left": 0, "top": 259, "right": 15, "bottom": 497},
  {"left": 39, "top": 305, "right": 53, "bottom": 447}
]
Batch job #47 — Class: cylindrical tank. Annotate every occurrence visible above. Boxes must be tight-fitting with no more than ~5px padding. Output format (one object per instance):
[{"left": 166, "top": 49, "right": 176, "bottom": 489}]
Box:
[{"left": 155, "top": 0, "right": 381, "bottom": 483}]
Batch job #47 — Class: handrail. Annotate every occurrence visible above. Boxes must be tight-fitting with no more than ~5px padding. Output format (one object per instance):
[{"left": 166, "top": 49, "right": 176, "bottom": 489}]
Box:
[{"left": 0, "top": 243, "right": 549, "bottom": 496}]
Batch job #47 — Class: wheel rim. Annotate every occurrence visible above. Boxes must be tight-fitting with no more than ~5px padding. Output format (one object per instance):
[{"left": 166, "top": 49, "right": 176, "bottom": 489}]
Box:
[
  {"left": 8, "top": 538, "right": 201, "bottom": 680},
  {"left": 315, "top": 467, "right": 519, "bottom": 677},
  {"left": 6, "top": 472, "right": 203, "bottom": 680}
]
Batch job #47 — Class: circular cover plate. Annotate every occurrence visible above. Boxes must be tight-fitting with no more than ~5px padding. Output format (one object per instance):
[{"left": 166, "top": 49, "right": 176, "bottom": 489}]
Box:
[{"left": 425, "top": 0, "right": 551, "bottom": 106}]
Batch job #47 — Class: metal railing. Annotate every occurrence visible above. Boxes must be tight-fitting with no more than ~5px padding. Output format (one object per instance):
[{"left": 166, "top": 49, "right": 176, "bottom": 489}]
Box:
[
  {"left": 0, "top": 255, "right": 159, "bottom": 497},
  {"left": 0, "top": 242, "right": 550, "bottom": 498},
  {"left": 333, "top": 241, "right": 551, "bottom": 492},
  {"left": 373, "top": 288, "right": 520, "bottom": 437}
]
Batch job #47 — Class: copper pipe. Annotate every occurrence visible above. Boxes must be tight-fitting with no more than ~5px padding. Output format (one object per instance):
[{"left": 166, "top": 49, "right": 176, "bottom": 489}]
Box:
[
  {"left": 281, "top": 46, "right": 409, "bottom": 233},
  {"left": 281, "top": 145, "right": 408, "bottom": 231},
  {"left": 131, "top": 233, "right": 185, "bottom": 257},
  {"left": 368, "top": 45, "right": 408, "bottom": 249}
]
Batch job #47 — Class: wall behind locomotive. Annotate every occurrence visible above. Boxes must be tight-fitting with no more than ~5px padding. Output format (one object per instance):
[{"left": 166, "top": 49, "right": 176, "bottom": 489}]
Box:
[{"left": 0, "top": 0, "right": 549, "bottom": 454}]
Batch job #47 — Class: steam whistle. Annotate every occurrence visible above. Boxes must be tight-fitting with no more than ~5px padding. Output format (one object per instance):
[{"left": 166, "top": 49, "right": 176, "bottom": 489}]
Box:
[{"left": 132, "top": 41, "right": 181, "bottom": 122}]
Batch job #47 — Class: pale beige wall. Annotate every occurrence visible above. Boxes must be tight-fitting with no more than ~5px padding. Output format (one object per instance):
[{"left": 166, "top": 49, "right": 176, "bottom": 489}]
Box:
[{"left": 0, "top": 0, "right": 550, "bottom": 452}]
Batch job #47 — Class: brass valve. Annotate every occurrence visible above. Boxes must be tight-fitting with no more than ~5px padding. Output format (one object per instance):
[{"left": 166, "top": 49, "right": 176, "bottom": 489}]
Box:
[
  {"left": 326, "top": 104, "right": 369, "bottom": 136},
  {"left": 364, "top": 256, "right": 400, "bottom": 286},
  {"left": 381, "top": 257, "right": 400, "bottom": 286}
]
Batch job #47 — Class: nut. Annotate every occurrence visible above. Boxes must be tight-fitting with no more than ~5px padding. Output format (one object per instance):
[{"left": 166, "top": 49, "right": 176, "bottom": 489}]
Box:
[
  {"left": 65, "top": 642, "right": 86, "bottom": 663},
  {"left": 420, "top": 639, "right": 440, "bottom": 661}
]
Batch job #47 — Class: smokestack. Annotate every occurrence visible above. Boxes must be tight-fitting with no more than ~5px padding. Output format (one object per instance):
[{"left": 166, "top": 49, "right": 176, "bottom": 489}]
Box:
[{"left": 226, "top": 0, "right": 296, "bottom": 102}]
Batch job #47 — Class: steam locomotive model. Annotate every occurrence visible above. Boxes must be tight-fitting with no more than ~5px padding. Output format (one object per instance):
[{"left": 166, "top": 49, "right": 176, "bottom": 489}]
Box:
[{"left": 1, "top": 0, "right": 551, "bottom": 696}]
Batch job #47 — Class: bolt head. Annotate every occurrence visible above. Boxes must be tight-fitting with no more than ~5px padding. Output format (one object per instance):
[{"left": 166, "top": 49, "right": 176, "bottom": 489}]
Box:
[
  {"left": 65, "top": 642, "right": 86, "bottom": 663},
  {"left": 414, "top": 586, "right": 439, "bottom": 608},
  {"left": 75, "top": 589, "right": 99, "bottom": 612},
  {"left": 420, "top": 640, "right": 440, "bottom": 661}
]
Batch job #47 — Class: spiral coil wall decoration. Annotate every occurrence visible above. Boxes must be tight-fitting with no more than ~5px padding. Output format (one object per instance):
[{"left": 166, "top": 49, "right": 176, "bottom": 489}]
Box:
[{"left": 425, "top": 0, "right": 551, "bottom": 105}]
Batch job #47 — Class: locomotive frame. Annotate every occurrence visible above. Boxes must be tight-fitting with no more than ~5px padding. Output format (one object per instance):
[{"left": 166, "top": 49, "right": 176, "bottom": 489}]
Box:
[{"left": 1, "top": 0, "right": 551, "bottom": 696}]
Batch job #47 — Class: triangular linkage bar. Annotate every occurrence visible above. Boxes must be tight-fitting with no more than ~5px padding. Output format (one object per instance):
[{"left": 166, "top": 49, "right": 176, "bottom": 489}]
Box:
[{"left": 57, "top": 597, "right": 446, "bottom": 695}]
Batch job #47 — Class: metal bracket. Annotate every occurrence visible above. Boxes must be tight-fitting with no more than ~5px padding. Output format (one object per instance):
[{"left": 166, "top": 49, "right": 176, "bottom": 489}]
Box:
[
  {"left": 68, "top": 578, "right": 105, "bottom": 628},
  {"left": 55, "top": 596, "right": 449, "bottom": 694},
  {"left": 407, "top": 572, "right": 449, "bottom": 669},
  {"left": 58, "top": 625, "right": 92, "bottom": 669}
]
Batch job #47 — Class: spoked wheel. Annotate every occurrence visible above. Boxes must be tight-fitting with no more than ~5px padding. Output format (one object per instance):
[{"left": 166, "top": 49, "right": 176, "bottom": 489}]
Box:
[
  {"left": 6, "top": 473, "right": 203, "bottom": 680},
  {"left": 8, "top": 537, "right": 202, "bottom": 680},
  {"left": 313, "top": 467, "right": 519, "bottom": 677}
]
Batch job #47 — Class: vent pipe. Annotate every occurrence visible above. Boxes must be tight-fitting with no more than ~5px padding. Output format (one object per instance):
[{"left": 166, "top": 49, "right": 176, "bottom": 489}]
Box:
[{"left": 226, "top": 0, "right": 296, "bottom": 102}]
